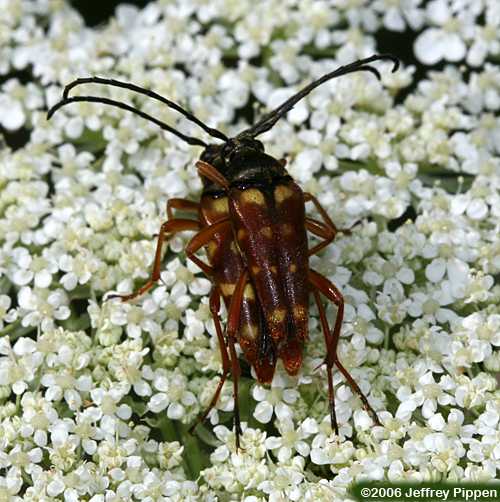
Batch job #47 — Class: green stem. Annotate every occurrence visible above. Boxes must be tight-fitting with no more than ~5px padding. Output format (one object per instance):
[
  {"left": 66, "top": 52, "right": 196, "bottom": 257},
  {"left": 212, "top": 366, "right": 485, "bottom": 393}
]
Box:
[
  {"left": 384, "top": 326, "right": 390, "bottom": 351},
  {"left": 0, "top": 321, "right": 19, "bottom": 336},
  {"left": 1, "top": 322, "right": 36, "bottom": 342}
]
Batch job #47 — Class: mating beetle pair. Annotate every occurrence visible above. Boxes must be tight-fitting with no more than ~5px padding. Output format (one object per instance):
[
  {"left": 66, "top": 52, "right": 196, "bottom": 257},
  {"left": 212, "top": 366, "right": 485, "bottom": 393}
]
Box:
[{"left": 48, "top": 54, "right": 399, "bottom": 448}]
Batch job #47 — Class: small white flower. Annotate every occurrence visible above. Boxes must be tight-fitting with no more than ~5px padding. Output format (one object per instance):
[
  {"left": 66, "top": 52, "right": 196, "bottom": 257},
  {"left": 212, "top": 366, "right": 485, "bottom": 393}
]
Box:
[
  {"left": 252, "top": 373, "right": 300, "bottom": 424},
  {"left": 373, "top": 0, "right": 424, "bottom": 31},
  {"left": 89, "top": 385, "right": 132, "bottom": 436},
  {"left": 147, "top": 369, "right": 196, "bottom": 420},
  {"left": 265, "top": 417, "right": 317, "bottom": 462},
  {"left": 310, "top": 434, "right": 356, "bottom": 465},
  {"left": 258, "top": 456, "right": 305, "bottom": 501},
  {"left": 17, "top": 287, "right": 70, "bottom": 332},
  {"left": 0, "top": 79, "right": 42, "bottom": 130},
  {"left": 414, "top": 0, "right": 471, "bottom": 65},
  {"left": 467, "top": 2, "right": 500, "bottom": 66},
  {"left": 107, "top": 340, "right": 151, "bottom": 396},
  {"left": 407, "top": 285, "right": 459, "bottom": 324},
  {"left": 396, "top": 372, "right": 455, "bottom": 420}
]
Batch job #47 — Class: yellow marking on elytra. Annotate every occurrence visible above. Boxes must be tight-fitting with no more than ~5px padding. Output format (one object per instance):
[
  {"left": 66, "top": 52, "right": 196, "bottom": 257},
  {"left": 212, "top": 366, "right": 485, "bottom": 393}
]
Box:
[
  {"left": 289, "top": 263, "right": 297, "bottom": 273},
  {"left": 293, "top": 305, "right": 307, "bottom": 321},
  {"left": 243, "top": 284, "right": 255, "bottom": 300},
  {"left": 220, "top": 283, "right": 236, "bottom": 296},
  {"left": 270, "top": 266, "right": 277, "bottom": 274},
  {"left": 281, "top": 223, "right": 293, "bottom": 236},
  {"left": 260, "top": 226, "right": 272, "bottom": 238},
  {"left": 230, "top": 241, "right": 239, "bottom": 253},
  {"left": 268, "top": 308, "right": 286, "bottom": 324},
  {"left": 237, "top": 229, "right": 247, "bottom": 240},
  {"left": 251, "top": 265, "right": 261, "bottom": 275},
  {"left": 274, "top": 185, "right": 294, "bottom": 203},
  {"left": 212, "top": 197, "right": 229, "bottom": 214},
  {"left": 241, "top": 188, "right": 265, "bottom": 205},
  {"left": 241, "top": 323, "right": 258, "bottom": 339}
]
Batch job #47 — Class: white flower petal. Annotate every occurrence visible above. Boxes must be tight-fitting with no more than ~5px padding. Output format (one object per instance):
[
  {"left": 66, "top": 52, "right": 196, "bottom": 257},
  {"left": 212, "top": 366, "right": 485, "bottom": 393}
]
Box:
[
  {"left": 254, "top": 401, "right": 273, "bottom": 423},
  {"left": 0, "top": 98, "right": 25, "bottom": 130},
  {"left": 414, "top": 29, "right": 444, "bottom": 65},
  {"left": 148, "top": 393, "right": 169, "bottom": 413},
  {"left": 167, "top": 402, "right": 185, "bottom": 420},
  {"left": 445, "top": 34, "right": 466, "bottom": 62},
  {"left": 425, "top": 258, "right": 446, "bottom": 283}
]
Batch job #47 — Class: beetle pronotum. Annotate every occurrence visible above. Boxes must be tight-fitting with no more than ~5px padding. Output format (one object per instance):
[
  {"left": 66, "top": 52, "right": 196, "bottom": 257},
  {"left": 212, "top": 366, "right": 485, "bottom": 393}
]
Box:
[{"left": 48, "top": 54, "right": 399, "bottom": 448}]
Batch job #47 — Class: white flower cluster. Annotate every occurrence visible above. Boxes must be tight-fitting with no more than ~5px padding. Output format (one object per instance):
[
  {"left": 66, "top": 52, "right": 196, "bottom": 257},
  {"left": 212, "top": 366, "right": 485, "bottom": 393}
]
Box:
[{"left": 0, "top": 0, "right": 499, "bottom": 500}]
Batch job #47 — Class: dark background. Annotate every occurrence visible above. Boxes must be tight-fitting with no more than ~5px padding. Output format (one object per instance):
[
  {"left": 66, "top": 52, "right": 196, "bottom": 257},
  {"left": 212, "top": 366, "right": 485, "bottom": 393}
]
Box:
[{"left": 70, "top": 0, "right": 152, "bottom": 26}]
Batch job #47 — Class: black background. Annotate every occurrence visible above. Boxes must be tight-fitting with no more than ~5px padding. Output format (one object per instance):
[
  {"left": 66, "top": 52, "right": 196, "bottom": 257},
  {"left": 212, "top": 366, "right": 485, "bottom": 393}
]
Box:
[{"left": 70, "top": 0, "right": 152, "bottom": 26}]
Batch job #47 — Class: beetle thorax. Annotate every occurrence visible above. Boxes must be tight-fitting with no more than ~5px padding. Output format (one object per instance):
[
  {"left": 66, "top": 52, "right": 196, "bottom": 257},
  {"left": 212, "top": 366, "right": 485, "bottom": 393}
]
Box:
[{"left": 200, "top": 138, "right": 289, "bottom": 191}]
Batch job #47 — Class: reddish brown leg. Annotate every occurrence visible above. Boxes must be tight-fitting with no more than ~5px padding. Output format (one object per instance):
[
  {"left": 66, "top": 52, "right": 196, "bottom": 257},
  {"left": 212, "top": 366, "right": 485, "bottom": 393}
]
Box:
[
  {"left": 225, "top": 270, "right": 249, "bottom": 450},
  {"left": 189, "top": 287, "right": 231, "bottom": 433},
  {"left": 313, "top": 289, "right": 338, "bottom": 435},
  {"left": 185, "top": 218, "right": 230, "bottom": 277},
  {"left": 304, "top": 192, "right": 339, "bottom": 232},
  {"left": 108, "top": 218, "right": 200, "bottom": 301},
  {"left": 304, "top": 192, "right": 344, "bottom": 257},
  {"left": 196, "top": 160, "right": 229, "bottom": 190},
  {"left": 309, "top": 269, "right": 381, "bottom": 427},
  {"left": 304, "top": 192, "right": 357, "bottom": 240},
  {"left": 191, "top": 270, "right": 248, "bottom": 450},
  {"left": 166, "top": 198, "right": 199, "bottom": 219},
  {"left": 306, "top": 217, "right": 336, "bottom": 257}
]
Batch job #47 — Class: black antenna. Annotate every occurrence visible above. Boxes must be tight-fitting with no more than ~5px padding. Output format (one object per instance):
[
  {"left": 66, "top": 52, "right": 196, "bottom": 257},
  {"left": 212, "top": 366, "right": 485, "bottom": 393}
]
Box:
[
  {"left": 61, "top": 77, "right": 228, "bottom": 142},
  {"left": 47, "top": 96, "right": 208, "bottom": 147},
  {"left": 241, "top": 54, "right": 399, "bottom": 138}
]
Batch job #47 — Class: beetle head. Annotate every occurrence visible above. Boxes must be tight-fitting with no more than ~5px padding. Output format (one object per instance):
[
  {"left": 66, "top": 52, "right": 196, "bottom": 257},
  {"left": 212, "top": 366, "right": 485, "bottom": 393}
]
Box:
[
  {"left": 200, "top": 143, "right": 224, "bottom": 167},
  {"left": 222, "top": 136, "right": 264, "bottom": 164},
  {"left": 199, "top": 137, "right": 264, "bottom": 175}
]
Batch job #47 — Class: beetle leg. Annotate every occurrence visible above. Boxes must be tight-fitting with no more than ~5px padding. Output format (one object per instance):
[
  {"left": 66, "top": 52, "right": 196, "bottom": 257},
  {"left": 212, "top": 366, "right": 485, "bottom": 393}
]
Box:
[
  {"left": 185, "top": 218, "right": 231, "bottom": 277},
  {"left": 196, "top": 160, "right": 229, "bottom": 190},
  {"left": 304, "top": 192, "right": 339, "bottom": 228},
  {"left": 190, "top": 286, "right": 231, "bottom": 434},
  {"left": 304, "top": 191, "right": 358, "bottom": 233},
  {"left": 225, "top": 269, "right": 249, "bottom": 451},
  {"left": 312, "top": 289, "right": 338, "bottom": 435},
  {"left": 166, "top": 198, "right": 199, "bottom": 219},
  {"left": 304, "top": 192, "right": 343, "bottom": 257},
  {"left": 192, "top": 271, "right": 248, "bottom": 450},
  {"left": 108, "top": 218, "right": 200, "bottom": 302},
  {"left": 309, "top": 269, "right": 381, "bottom": 427},
  {"left": 306, "top": 217, "right": 336, "bottom": 257}
]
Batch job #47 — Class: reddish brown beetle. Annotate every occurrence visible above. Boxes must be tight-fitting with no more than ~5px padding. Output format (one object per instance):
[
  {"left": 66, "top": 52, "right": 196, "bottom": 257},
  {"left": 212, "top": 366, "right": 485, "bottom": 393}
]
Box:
[{"left": 48, "top": 54, "right": 399, "bottom": 447}]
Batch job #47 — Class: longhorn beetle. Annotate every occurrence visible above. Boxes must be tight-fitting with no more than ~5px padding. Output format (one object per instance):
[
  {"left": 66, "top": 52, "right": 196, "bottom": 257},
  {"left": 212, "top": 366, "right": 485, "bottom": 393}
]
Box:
[{"left": 48, "top": 54, "right": 399, "bottom": 448}]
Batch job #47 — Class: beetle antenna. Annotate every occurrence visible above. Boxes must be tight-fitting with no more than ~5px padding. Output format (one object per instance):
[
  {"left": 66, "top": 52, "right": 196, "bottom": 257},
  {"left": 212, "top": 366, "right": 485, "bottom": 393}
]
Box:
[
  {"left": 47, "top": 95, "right": 208, "bottom": 147},
  {"left": 242, "top": 54, "right": 399, "bottom": 138},
  {"left": 60, "top": 77, "right": 229, "bottom": 142}
]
